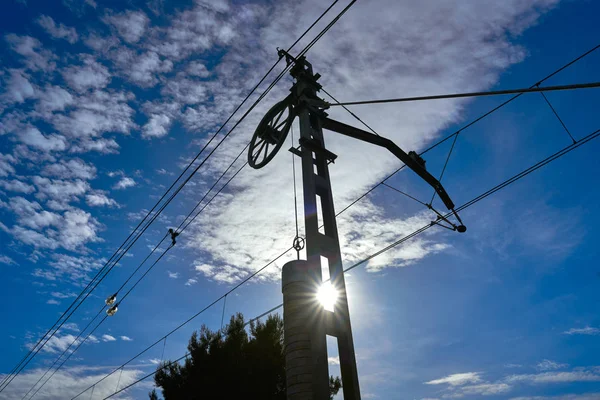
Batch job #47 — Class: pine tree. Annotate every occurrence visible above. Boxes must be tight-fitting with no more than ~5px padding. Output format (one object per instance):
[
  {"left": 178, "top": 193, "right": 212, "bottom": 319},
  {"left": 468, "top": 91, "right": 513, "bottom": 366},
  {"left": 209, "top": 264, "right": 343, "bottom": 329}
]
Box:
[{"left": 153, "top": 313, "right": 341, "bottom": 399}]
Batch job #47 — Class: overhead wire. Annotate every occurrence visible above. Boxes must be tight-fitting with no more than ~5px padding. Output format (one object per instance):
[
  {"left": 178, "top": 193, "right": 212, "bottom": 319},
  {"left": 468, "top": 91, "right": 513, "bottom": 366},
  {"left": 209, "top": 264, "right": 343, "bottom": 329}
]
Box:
[
  {"left": 100, "top": 123, "right": 600, "bottom": 399},
  {"left": 2, "top": 0, "right": 348, "bottom": 390},
  {"left": 26, "top": 246, "right": 175, "bottom": 400},
  {"left": 72, "top": 39, "right": 600, "bottom": 399},
  {"left": 7, "top": 20, "right": 595, "bottom": 396},
  {"left": 537, "top": 86, "right": 576, "bottom": 144},
  {"left": 333, "top": 42, "right": 600, "bottom": 220},
  {"left": 21, "top": 7, "right": 596, "bottom": 400},
  {"left": 327, "top": 81, "right": 600, "bottom": 106},
  {"left": 18, "top": 1, "right": 355, "bottom": 397}
]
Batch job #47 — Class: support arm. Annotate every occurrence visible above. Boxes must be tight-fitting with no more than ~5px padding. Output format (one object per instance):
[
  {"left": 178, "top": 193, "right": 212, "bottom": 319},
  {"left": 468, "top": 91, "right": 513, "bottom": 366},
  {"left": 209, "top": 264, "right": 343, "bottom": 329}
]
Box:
[{"left": 321, "top": 117, "right": 456, "bottom": 210}]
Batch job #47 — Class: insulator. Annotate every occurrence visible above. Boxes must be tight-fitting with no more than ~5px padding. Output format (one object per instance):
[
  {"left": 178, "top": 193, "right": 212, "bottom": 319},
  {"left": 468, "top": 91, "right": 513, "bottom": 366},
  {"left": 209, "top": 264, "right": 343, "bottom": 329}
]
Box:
[
  {"left": 106, "top": 305, "right": 118, "bottom": 316},
  {"left": 105, "top": 293, "right": 117, "bottom": 306}
]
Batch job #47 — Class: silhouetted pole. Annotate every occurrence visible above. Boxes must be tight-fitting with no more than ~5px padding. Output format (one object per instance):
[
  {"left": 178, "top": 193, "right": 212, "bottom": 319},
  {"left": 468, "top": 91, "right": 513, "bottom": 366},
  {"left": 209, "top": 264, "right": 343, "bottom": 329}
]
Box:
[{"left": 282, "top": 56, "right": 361, "bottom": 400}]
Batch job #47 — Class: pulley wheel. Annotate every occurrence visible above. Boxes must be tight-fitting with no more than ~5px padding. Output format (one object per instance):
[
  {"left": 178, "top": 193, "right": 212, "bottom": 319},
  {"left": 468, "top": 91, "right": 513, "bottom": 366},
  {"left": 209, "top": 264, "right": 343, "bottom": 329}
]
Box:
[{"left": 248, "top": 97, "right": 294, "bottom": 169}]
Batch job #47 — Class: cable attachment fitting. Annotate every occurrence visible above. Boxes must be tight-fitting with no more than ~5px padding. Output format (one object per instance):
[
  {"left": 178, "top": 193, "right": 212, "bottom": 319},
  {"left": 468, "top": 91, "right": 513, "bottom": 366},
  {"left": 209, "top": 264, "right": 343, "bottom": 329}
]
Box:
[
  {"left": 408, "top": 151, "right": 427, "bottom": 170},
  {"left": 292, "top": 236, "right": 305, "bottom": 252},
  {"left": 168, "top": 228, "right": 179, "bottom": 246},
  {"left": 105, "top": 293, "right": 117, "bottom": 306},
  {"left": 106, "top": 303, "right": 119, "bottom": 316},
  {"left": 277, "top": 48, "right": 297, "bottom": 66},
  {"left": 427, "top": 204, "right": 467, "bottom": 233}
]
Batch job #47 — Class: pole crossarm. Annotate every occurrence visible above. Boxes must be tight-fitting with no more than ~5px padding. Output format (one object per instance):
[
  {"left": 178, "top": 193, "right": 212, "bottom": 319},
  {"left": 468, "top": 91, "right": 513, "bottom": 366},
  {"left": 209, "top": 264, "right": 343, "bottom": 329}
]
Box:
[
  {"left": 328, "top": 81, "right": 600, "bottom": 106},
  {"left": 321, "top": 117, "right": 456, "bottom": 211}
]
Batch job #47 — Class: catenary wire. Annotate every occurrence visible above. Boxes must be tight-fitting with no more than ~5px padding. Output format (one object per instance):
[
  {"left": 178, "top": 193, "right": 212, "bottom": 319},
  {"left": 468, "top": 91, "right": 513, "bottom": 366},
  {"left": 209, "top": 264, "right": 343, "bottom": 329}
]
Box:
[
  {"left": 538, "top": 87, "right": 576, "bottom": 144},
  {"left": 328, "top": 81, "right": 600, "bottom": 106},
  {"left": 103, "top": 124, "right": 600, "bottom": 399},
  {"left": 3, "top": 0, "right": 347, "bottom": 394},
  {"left": 37, "top": 14, "right": 600, "bottom": 400},
  {"left": 333, "top": 43, "right": 600, "bottom": 219},
  {"left": 74, "top": 39, "right": 600, "bottom": 399},
  {"left": 28, "top": 246, "right": 174, "bottom": 400}
]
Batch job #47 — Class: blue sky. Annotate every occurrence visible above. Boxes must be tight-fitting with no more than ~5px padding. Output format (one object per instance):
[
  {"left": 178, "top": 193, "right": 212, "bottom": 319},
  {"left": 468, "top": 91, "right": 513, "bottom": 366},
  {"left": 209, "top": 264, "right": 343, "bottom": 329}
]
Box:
[{"left": 1, "top": 0, "right": 600, "bottom": 399}]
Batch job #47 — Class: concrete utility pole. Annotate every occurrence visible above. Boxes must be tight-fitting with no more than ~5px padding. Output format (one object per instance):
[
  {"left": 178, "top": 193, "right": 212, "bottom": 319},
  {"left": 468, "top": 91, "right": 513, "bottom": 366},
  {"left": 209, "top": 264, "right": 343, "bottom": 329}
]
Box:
[
  {"left": 281, "top": 57, "right": 361, "bottom": 400},
  {"left": 247, "top": 51, "right": 464, "bottom": 400}
]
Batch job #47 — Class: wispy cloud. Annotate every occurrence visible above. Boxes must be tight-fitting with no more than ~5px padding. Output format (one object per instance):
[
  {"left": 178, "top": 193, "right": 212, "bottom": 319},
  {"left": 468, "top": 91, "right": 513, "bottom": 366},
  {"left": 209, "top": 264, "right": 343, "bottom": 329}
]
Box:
[
  {"left": 506, "top": 371, "right": 600, "bottom": 384},
  {"left": 425, "top": 372, "right": 481, "bottom": 386},
  {"left": 101, "top": 334, "right": 116, "bottom": 342},
  {"left": 120, "top": 336, "right": 133, "bottom": 341},
  {"left": 564, "top": 327, "right": 600, "bottom": 336},
  {"left": 511, "top": 394, "right": 600, "bottom": 400},
  {"left": 0, "top": 255, "right": 18, "bottom": 266},
  {"left": 537, "top": 360, "right": 569, "bottom": 371},
  {"left": 112, "top": 176, "right": 136, "bottom": 190}
]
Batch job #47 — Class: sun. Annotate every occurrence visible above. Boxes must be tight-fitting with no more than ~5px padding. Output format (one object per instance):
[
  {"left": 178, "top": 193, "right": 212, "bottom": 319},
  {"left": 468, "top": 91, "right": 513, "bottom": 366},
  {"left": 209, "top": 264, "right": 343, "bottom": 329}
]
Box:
[{"left": 317, "top": 282, "right": 338, "bottom": 312}]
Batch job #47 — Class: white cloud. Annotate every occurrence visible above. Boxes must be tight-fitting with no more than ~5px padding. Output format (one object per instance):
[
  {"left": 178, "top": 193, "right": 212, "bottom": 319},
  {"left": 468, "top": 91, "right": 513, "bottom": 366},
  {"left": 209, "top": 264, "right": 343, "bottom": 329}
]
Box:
[
  {"left": 187, "top": 61, "right": 210, "bottom": 77},
  {"left": 328, "top": 356, "right": 340, "bottom": 365},
  {"left": 62, "top": 323, "right": 80, "bottom": 332},
  {"left": 149, "top": 358, "right": 162, "bottom": 365},
  {"left": 511, "top": 394, "right": 600, "bottom": 400},
  {"left": 51, "top": 291, "right": 77, "bottom": 299},
  {"left": 564, "top": 327, "right": 600, "bottom": 336},
  {"left": 111, "top": 49, "right": 173, "bottom": 87},
  {"left": 0, "top": 255, "right": 18, "bottom": 266},
  {"left": 120, "top": 335, "right": 133, "bottom": 341},
  {"left": 101, "top": 334, "right": 116, "bottom": 342},
  {"left": 32, "top": 176, "right": 90, "bottom": 206},
  {"left": 42, "top": 159, "right": 96, "bottom": 180},
  {"left": 86, "top": 192, "right": 118, "bottom": 207},
  {"left": 113, "top": 176, "right": 136, "bottom": 190},
  {"left": 506, "top": 371, "right": 600, "bottom": 384},
  {"left": 0, "top": 154, "right": 16, "bottom": 177},
  {"left": 458, "top": 383, "right": 511, "bottom": 396},
  {"left": 103, "top": 10, "right": 150, "bottom": 43},
  {"left": 143, "top": 113, "right": 172, "bottom": 138},
  {"left": 51, "top": 90, "right": 135, "bottom": 140},
  {"left": 46, "top": 299, "right": 60, "bottom": 305},
  {"left": 35, "top": 85, "right": 74, "bottom": 114},
  {"left": 27, "top": 333, "right": 85, "bottom": 354},
  {"left": 167, "top": 270, "right": 179, "bottom": 279},
  {"left": 62, "top": 57, "right": 111, "bottom": 92},
  {"left": 0, "top": 365, "right": 142, "bottom": 399},
  {"left": 426, "top": 372, "right": 482, "bottom": 386},
  {"left": 18, "top": 126, "right": 67, "bottom": 152},
  {"left": 178, "top": 0, "right": 560, "bottom": 281},
  {"left": 0, "top": 179, "right": 35, "bottom": 193},
  {"left": 193, "top": 262, "right": 242, "bottom": 284},
  {"left": 71, "top": 137, "right": 120, "bottom": 154},
  {"left": 41, "top": 254, "right": 106, "bottom": 284},
  {"left": 185, "top": 278, "right": 197, "bottom": 286},
  {"left": 4, "top": 34, "right": 55, "bottom": 71},
  {"left": 37, "top": 15, "right": 78, "bottom": 43},
  {"left": 537, "top": 360, "right": 569, "bottom": 371},
  {"left": 2, "top": 69, "right": 35, "bottom": 103}
]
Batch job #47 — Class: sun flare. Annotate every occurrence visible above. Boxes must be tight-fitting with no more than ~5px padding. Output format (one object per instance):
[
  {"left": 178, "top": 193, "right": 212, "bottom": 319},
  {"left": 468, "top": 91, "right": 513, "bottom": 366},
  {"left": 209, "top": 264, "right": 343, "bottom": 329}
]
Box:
[{"left": 317, "top": 282, "right": 338, "bottom": 311}]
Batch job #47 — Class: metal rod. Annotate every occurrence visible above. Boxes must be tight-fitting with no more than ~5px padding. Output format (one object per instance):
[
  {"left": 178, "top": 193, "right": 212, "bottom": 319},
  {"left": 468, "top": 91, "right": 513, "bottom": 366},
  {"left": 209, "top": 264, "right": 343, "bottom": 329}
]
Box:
[{"left": 329, "top": 81, "right": 600, "bottom": 106}]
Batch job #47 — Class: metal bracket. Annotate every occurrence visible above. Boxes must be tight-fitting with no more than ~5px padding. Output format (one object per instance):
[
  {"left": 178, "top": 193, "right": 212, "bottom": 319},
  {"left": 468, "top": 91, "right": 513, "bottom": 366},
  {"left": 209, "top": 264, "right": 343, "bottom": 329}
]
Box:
[{"left": 299, "top": 137, "right": 338, "bottom": 164}]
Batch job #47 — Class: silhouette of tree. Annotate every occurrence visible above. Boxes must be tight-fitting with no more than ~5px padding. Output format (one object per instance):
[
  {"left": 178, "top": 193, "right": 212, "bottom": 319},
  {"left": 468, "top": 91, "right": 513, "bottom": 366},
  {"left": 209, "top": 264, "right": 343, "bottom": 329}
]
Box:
[{"left": 152, "top": 313, "right": 341, "bottom": 400}]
